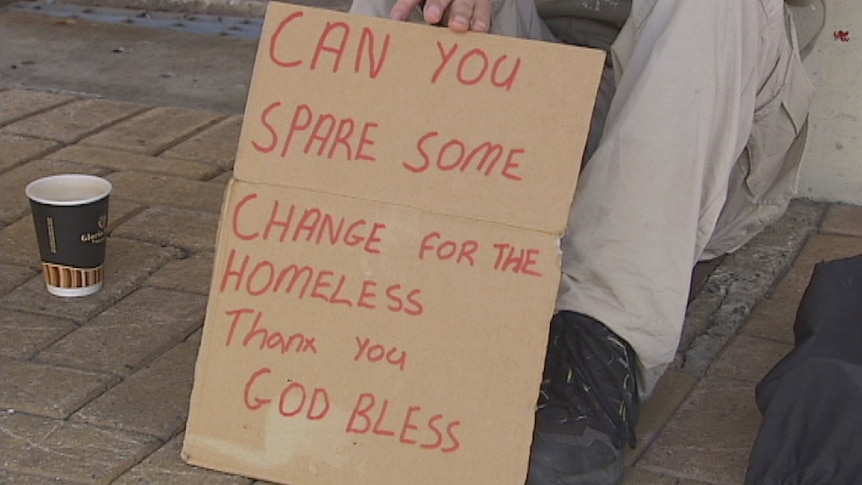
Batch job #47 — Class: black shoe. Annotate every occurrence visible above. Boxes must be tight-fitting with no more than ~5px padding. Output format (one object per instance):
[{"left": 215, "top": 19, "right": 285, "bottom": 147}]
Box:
[{"left": 527, "top": 311, "right": 640, "bottom": 485}]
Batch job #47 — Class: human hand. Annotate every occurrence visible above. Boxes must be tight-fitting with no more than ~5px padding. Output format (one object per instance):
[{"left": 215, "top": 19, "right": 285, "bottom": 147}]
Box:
[{"left": 389, "top": 0, "right": 492, "bottom": 33}]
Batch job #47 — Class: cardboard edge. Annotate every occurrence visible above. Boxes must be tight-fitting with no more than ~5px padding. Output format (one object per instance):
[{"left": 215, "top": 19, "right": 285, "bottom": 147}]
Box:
[{"left": 181, "top": 176, "right": 238, "bottom": 462}]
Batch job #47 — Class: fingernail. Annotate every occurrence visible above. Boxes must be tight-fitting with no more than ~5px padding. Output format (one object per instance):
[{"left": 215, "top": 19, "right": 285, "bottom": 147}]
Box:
[
  {"left": 425, "top": 4, "right": 442, "bottom": 21},
  {"left": 451, "top": 14, "right": 469, "bottom": 28},
  {"left": 471, "top": 19, "right": 488, "bottom": 31}
]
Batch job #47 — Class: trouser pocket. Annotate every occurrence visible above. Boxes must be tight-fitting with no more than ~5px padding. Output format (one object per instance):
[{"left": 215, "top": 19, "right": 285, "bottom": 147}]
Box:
[
  {"left": 706, "top": 26, "right": 815, "bottom": 257},
  {"left": 743, "top": 50, "right": 814, "bottom": 206}
]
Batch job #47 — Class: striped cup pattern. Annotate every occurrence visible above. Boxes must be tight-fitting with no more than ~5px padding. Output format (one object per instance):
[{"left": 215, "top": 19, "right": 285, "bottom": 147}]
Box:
[{"left": 42, "top": 262, "right": 103, "bottom": 289}]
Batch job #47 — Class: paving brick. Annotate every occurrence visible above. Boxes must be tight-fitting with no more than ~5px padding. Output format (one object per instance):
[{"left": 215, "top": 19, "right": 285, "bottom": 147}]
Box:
[
  {"left": 186, "top": 328, "right": 203, "bottom": 346},
  {"left": 113, "top": 434, "right": 254, "bottom": 485},
  {"left": 0, "top": 412, "right": 160, "bottom": 484},
  {"left": 638, "top": 376, "right": 761, "bottom": 484},
  {"left": 106, "top": 170, "right": 226, "bottom": 213},
  {"left": 0, "top": 309, "right": 76, "bottom": 359},
  {"left": 161, "top": 115, "right": 242, "bottom": 170},
  {"left": 80, "top": 107, "right": 223, "bottom": 155},
  {"left": 0, "top": 237, "right": 181, "bottom": 323},
  {"left": 0, "top": 134, "right": 61, "bottom": 172},
  {"left": 112, "top": 206, "right": 219, "bottom": 253},
  {"left": 72, "top": 338, "right": 198, "bottom": 440},
  {"left": 146, "top": 252, "right": 215, "bottom": 295},
  {"left": 821, "top": 204, "right": 862, "bottom": 237},
  {"left": 742, "top": 291, "right": 807, "bottom": 345},
  {"left": 0, "top": 216, "right": 41, "bottom": 267},
  {"left": 0, "top": 263, "right": 36, "bottom": 295},
  {"left": 0, "top": 358, "right": 118, "bottom": 419},
  {"left": 211, "top": 170, "right": 235, "bottom": 185},
  {"left": 107, "top": 199, "right": 146, "bottom": 229},
  {"left": 0, "top": 469, "right": 81, "bottom": 485},
  {"left": 0, "top": 158, "right": 108, "bottom": 224},
  {"left": 629, "top": 369, "right": 698, "bottom": 466},
  {"left": 0, "top": 200, "right": 142, "bottom": 267},
  {"left": 0, "top": 89, "right": 74, "bottom": 126},
  {"left": 742, "top": 234, "right": 862, "bottom": 343},
  {"left": 707, "top": 335, "right": 792, "bottom": 383},
  {"left": 43, "top": 144, "right": 222, "bottom": 180},
  {"left": 35, "top": 287, "right": 207, "bottom": 376},
  {"left": 0, "top": 98, "right": 146, "bottom": 143},
  {"left": 625, "top": 468, "right": 678, "bottom": 485}
]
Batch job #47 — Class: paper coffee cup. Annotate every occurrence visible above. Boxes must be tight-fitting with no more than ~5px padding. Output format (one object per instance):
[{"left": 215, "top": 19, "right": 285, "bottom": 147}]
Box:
[{"left": 25, "top": 174, "right": 112, "bottom": 297}]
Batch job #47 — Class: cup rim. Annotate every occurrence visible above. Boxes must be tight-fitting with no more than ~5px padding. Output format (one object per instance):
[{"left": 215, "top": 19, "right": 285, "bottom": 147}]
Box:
[{"left": 25, "top": 174, "right": 112, "bottom": 206}]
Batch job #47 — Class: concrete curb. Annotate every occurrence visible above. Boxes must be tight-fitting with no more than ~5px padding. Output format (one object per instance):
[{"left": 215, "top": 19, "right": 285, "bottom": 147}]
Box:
[{"left": 680, "top": 200, "right": 827, "bottom": 377}]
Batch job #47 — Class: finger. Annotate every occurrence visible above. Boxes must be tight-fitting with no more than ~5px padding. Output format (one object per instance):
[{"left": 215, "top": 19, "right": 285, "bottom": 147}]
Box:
[
  {"left": 468, "top": 0, "right": 492, "bottom": 32},
  {"left": 390, "top": 0, "right": 424, "bottom": 21},
  {"left": 421, "top": 0, "right": 452, "bottom": 25},
  {"left": 444, "top": 0, "right": 474, "bottom": 32}
]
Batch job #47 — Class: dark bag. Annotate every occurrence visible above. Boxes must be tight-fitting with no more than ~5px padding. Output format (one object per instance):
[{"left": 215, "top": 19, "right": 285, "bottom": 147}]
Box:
[{"left": 745, "top": 254, "right": 862, "bottom": 485}]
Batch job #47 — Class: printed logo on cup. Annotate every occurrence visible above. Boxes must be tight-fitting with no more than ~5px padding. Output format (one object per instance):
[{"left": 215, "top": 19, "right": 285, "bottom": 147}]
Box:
[{"left": 80, "top": 215, "right": 108, "bottom": 245}]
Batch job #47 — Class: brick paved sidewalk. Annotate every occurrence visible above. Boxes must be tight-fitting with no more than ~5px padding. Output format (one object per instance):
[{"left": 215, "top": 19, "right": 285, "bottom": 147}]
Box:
[{"left": 1, "top": 87, "right": 861, "bottom": 484}]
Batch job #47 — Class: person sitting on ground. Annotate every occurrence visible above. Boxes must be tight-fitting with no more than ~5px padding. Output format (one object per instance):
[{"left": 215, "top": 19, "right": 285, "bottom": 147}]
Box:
[{"left": 348, "top": 0, "right": 821, "bottom": 483}]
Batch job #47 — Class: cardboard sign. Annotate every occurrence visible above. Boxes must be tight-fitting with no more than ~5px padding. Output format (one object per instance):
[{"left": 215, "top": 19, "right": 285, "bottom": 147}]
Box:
[{"left": 182, "top": 3, "right": 604, "bottom": 484}]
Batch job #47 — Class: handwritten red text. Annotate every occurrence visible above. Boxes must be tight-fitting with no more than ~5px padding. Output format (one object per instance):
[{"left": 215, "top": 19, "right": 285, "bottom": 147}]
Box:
[
  {"left": 346, "top": 392, "right": 461, "bottom": 453},
  {"left": 232, "top": 193, "right": 385, "bottom": 254},
  {"left": 252, "top": 102, "right": 379, "bottom": 162},
  {"left": 354, "top": 336, "right": 407, "bottom": 371},
  {"left": 432, "top": 41, "right": 522, "bottom": 90},
  {"left": 403, "top": 132, "right": 525, "bottom": 181},
  {"left": 225, "top": 308, "right": 317, "bottom": 354},
  {"left": 418, "top": 231, "right": 478, "bottom": 266},
  {"left": 492, "top": 243, "right": 542, "bottom": 276},
  {"left": 269, "top": 12, "right": 391, "bottom": 78},
  {"left": 220, "top": 249, "right": 424, "bottom": 315},
  {"left": 244, "top": 368, "right": 331, "bottom": 420}
]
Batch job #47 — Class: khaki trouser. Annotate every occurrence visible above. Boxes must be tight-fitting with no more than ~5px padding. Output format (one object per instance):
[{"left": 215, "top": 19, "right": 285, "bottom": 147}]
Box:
[{"left": 350, "top": 0, "right": 814, "bottom": 395}]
